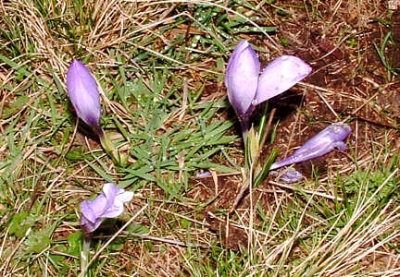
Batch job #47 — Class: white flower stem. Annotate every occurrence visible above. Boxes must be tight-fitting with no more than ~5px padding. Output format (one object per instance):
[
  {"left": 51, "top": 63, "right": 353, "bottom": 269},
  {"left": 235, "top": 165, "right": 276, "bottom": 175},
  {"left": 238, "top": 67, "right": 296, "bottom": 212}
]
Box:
[{"left": 80, "top": 233, "right": 91, "bottom": 277}]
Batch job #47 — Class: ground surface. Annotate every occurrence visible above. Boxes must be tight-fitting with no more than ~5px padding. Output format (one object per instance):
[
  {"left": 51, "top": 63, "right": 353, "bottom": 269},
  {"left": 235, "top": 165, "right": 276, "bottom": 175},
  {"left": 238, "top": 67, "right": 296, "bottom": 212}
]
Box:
[
  {"left": 0, "top": 0, "right": 399, "bottom": 276},
  {"left": 191, "top": 0, "right": 400, "bottom": 254}
]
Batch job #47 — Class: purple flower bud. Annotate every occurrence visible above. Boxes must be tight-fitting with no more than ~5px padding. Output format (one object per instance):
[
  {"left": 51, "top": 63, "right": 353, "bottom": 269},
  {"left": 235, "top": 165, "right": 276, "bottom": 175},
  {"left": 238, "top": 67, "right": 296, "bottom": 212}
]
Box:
[
  {"left": 66, "top": 60, "right": 102, "bottom": 132},
  {"left": 80, "top": 183, "right": 134, "bottom": 233},
  {"left": 255, "top": 55, "right": 312, "bottom": 105},
  {"left": 270, "top": 122, "right": 351, "bottom": 170},
  {"left": 225, "top": 40, "right": 260, "bottom": 119}
]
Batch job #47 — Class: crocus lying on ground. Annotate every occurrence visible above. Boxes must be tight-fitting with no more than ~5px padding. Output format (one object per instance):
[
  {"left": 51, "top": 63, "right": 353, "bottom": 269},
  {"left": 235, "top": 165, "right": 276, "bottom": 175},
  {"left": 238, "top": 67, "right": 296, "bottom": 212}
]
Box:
[
  {"left": 270, "top": 122, "right": 352, "bottom": 171},
  {"left": 225, "top": 40, "right": 312, "bottom": 137},
  {"left": 80, "top": 183, "right": 134, "bottom": 233},
  {"left": 67, "top": 60, "right": 102, "bottom": 134}
]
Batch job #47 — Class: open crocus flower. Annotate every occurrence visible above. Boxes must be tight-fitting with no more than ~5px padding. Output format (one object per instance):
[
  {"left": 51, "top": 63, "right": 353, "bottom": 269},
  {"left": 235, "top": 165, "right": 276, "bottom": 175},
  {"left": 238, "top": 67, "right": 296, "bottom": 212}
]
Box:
[
  {"left": 67, "top": 60, "right": 102, "bottom": 134},
  {"left": 225, "top": 40, "right": 312, "bottom": 118},
  {"left": 80, "top": 183, "right": 134, "bottom": 233},
  {"left": 270, "top": 122, "right": 352, "bottom": 171},
  {"left": 225, "top": 40, "right": 312, "bottom": 136}
]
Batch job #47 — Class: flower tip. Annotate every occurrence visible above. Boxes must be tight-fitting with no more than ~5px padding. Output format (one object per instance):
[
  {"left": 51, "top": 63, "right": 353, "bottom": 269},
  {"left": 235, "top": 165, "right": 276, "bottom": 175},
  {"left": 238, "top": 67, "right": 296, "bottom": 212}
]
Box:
[
  {"left": 70, "top": 59, "right": 83, "bottom": 67},
  {"left": 280, "top": 55, "right": 312, "bottom": 75},
  {"left": 328, "top": 122, "right": 352, "bottom": 140},
  {"left": 67, "top": 60, "right": 90, "bottom": 77},
  {"left": 234, "top": 39, "right": 251, "bottom": 51}
]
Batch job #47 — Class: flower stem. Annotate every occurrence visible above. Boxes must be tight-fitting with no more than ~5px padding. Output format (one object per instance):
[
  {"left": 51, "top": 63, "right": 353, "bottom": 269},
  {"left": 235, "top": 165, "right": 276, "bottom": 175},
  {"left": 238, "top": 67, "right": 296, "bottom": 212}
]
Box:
[
  {"left": 230, "top": 108, "right": 277, "bottom": 212},
  {"left": 81, "top": 233, "right": 91, "bottom": 276},
  {"left": 98, "top": 128, "right": 127, "bottom": 167},
  {"left": 240, "top": 116, "right": 250, "bottom": 142}
]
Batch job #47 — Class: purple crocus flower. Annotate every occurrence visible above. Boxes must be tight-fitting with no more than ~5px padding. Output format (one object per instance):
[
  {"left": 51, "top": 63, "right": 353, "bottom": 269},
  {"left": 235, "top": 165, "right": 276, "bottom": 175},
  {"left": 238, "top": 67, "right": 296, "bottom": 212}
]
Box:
[
  {"left": 270, "top": 122, "right": 352, "bottom": 170},
  {"left": 67, "top": 60, "right": 102, "bottom": 133},
  {"left": 225, "top": 40, "right": 312, "bottom": 123},
  {"left": 80, "top": 183, "right": 134, "bottom": 233}
]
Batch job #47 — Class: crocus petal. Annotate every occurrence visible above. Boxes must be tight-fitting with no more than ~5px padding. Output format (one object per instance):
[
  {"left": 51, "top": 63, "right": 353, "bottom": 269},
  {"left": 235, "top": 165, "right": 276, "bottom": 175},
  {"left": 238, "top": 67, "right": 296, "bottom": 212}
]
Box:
[
  {"left": 66, "top": 60, "right": 102, "bottom": 131},
  {"left": 255, "top": 55, "right": 312, "bottom": 105},
  {"left": 81, "top": 195, "right": 107, "bottom": 222},
  {"left": 225, "top": 40, "right": 260, "bottom": 118},
  {"left": 279, "top": 169, "right": 304, "bottom": 183},
  {"left": 80, "top": 183, "right": 133, "bottom": 233},
  {"left": 291, "top": 123, "right": 351, "bottom": 156},
  {"left": 80, "top": 200, "right": 104, "bottom": 233},
  {"left": 100, "top": 183, "right": 134, "bottom": 218},
  {"left": 270, "top": 122, "right": 351, "bottom": 170}
]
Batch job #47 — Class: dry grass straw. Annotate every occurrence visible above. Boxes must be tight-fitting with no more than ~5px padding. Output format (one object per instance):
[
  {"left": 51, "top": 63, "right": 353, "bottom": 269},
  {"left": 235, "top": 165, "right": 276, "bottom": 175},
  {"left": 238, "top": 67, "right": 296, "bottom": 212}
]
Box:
[{"left": 1, "top": 0, "right": 400, "bottom": 276}]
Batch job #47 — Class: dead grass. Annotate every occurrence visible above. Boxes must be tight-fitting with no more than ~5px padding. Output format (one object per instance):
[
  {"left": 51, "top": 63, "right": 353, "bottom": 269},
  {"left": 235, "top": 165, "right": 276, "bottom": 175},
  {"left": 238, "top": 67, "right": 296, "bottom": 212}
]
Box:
[{"left": 0, "top": 0, "right": 399, "bottom": 276}]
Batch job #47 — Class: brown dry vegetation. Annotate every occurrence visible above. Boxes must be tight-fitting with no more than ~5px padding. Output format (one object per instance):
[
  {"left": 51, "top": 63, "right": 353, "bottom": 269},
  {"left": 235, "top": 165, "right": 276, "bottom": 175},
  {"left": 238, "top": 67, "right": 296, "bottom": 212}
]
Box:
[{"left": 0, "top": 0, "right": 399, "bottom": 276}]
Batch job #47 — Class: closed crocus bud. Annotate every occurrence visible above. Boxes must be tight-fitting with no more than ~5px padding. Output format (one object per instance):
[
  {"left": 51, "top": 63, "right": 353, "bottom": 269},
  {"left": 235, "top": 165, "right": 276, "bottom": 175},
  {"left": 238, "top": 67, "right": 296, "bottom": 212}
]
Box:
[
  {"left": 255, "top": 55, "right": 312, "bottom": 105},
  {"left": 80, "top": 183, "right": 134, "bottom": 233},
  {"left": 270, "top": 122, "right": 351, "bottom": 170},
  {"left": 67, "top": 60, "right": 102, "bottom": 133},
  {"left": 225, "top": 40, "right": 260, "bottom": 119}
]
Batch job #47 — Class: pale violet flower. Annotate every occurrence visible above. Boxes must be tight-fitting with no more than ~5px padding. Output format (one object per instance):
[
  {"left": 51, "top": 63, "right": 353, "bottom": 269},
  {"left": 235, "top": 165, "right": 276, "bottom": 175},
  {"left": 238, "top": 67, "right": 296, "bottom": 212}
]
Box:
[
  {"left": 225, "top": 40, "right": 312, "bottom": 122},
  {"left": 270, "top": 122, "right": 352, "bottom": 170},
  {"left": 67, "top": 60, "right": 102, "bottom": 133},
  {"left": 80, "top": 183, "right": 134, "bottom": 233},
  {"left": 66, "top": 60, "right": 126, "bottom": 166}
]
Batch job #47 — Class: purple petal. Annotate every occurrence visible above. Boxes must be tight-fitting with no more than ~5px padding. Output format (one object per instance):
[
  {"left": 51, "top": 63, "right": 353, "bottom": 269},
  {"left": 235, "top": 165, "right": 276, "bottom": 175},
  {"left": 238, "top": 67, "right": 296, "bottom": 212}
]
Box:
[
  {"left": 80, "top": 217, "right": 101, "bottom": 233},
  {"left": 279, "top": 169, "right": 304, "bottom": 183},
  {"left": 270, "top": 123, "right": 351, "bottom": 170},
  {"left": 80, "top": 195, "right": 107, "bottom": 222},
  {"left": 80, "top": 200, "right": 103, "bottom": 233},
  {"left": 225, "top": 40, "right": 260, "bottom": 118},
  {"left": 290, "top": 123, "right": 351, "bottom": 157},
  {"left": 66, "top": 60, "right": 102, "bottom": 131},
  {"left": 100, "top": 183, "right": 134, "bottom": 218},
  {"left": 255, "top": 55, "right": 312, "bottom": 105},
  {"left": 80, "top": 183, "right": 133, "bottom": 233}
]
